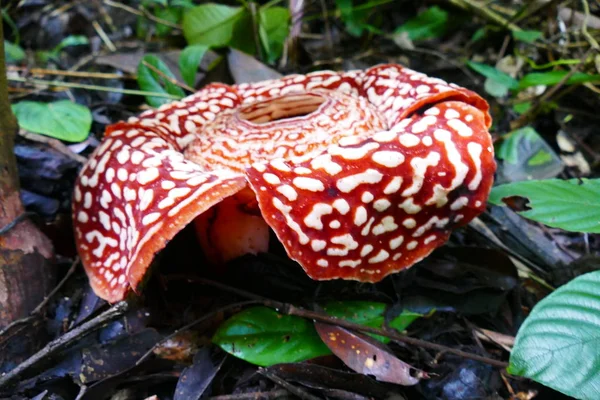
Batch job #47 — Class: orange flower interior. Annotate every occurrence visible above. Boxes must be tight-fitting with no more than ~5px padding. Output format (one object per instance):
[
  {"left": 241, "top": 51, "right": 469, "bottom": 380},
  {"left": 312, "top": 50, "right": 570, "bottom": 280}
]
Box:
[{"left": 72, "top": 64, "right": 496, "bottom": 302}]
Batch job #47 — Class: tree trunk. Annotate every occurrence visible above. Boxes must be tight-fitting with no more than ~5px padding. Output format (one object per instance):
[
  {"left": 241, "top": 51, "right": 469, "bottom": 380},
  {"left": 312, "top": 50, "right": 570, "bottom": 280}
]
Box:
[{"left": 0, "top": 16, "right": 54, "bottom": 329}]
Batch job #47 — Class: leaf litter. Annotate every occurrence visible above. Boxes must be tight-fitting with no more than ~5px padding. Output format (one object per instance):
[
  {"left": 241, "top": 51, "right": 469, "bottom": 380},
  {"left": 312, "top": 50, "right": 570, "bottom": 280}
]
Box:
[{"left": 2, "top": 0, "right": 600, "bottom": 399}]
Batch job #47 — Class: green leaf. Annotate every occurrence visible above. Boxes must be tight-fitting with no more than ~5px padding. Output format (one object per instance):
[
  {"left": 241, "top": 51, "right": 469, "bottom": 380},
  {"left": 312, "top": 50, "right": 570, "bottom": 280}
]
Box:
[
  {"left": 483, "top": 77, "right": 510, "bottom": 97},
  {"left": 213, "top": 307, "right": 330, "bottom": 366},
  {"left": 179, "top": 44, "right": 209, "bottom": 87},
  {"left": 489, "top": 179, "right": 600, "bottom": 233},
  {"left": 54, "top": 35, "right": 89, "bottom": 52},
  {"left": 145, "top": 0, "right": 167, "bottom": 6},
  {"left": 394, "top": 6, "right": 448, "bottom": 41},
  {"left": 512, "top": 30, "right": 543, "bottom": 43},
  {"left": 495, "top": 127, "right": 562, "bottom": 182},
  {"left": 512, "top": 101, "right": 531, "bottom": 115},
  {"left": 336, "top": 0, "right": 364, "bottom": 37},
  {"left": 323, "top": 301, "right": 422, "bottom": 343},
  {"left": 137, "top": 54, "right": 185, "bottom": 107},
  {"left": 183, "top": 3, "right": 248, "bottom": 48},
  {"left": 519, "top": 71, "right": 600, "bottom": 89},
  {"left": 466, "top": 61, "right": 519, "bottom": 90},
  {"left": 470, "top": 27, "right": 487, "bottom": 43},
  {"left": 12, "top": 100, "right": 91, "bottom": 142},
  {"left": 4, "top": 41, "right": 25, "bottom": 63},
  {"left": 259, "top": 6, "right": 290, "bottom": 63},
  {"left": 509, "top": 270, "right": 600, "bottom": 399},
  {"left": 154, "top": 6, "right": 181, "bottom": 37}
]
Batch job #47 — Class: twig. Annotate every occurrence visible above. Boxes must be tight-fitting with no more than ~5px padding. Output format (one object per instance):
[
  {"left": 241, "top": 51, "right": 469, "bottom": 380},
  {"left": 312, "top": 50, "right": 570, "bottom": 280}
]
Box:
[
  {"left": 511, "top": 48, "right": 595, "bottom": 129},
  {"left": 248, "top": 2, "right": 265, "bottom": 62},
  {"left": 258, "top": 369, "right": 322, "bottom": 400},
  {"left": 0, "top": 211, "right": 36, "bottom": 236},
  {"left": 92, "top": 21, "right": 117, "bottom": 52},
  {"left": 318, "top": 0, "right": 334, "bottom": 57},
  {"left": 141, "top": 60, "right": 195, "bottom": 92},
  {"left": 103, "top": 0, "right": 181, "bottom": 29},
  {"left": 8, "top": 66, "right": 132, "bottom": 80},
  {"left": 0, "top": 301, "right": 129, "bottom": 390},
  {"left": 207, "top": 389, "right": 290, "bottom": 400},
  {"left": 19, "top": 130, "right": 88, "bottom": 164},
  {"left": 8, "top": 76, "right": 181, "bottom": 99},
  {"left": 580, "top": 0, "right": 600, "bottom": 50},
  {"left": 192, "top": 278, "right": 510, "bottom": 369},
  {"left": 135, "top": 300, "right": 260, "bottom": 365},
  {"left": 446, "top": 0, "right": 523, "bottom": 32},
  {"left": 32, "top": 258, "right": 80, "bottom": 315},
  {"left": 0, "top": 258, "right": 80, "bottom": 342}
]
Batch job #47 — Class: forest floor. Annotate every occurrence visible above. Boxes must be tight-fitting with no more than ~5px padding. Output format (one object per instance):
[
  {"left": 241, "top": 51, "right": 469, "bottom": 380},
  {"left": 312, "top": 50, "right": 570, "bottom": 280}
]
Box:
[{"left": 1, "top": 1, "right": 600, "bottom": 399}]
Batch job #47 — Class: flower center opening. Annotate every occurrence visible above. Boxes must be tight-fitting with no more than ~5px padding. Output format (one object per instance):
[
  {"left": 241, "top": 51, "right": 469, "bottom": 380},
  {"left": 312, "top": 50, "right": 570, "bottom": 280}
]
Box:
[{"left": 238, "top": 93, "right": 326, "bottom": 124}]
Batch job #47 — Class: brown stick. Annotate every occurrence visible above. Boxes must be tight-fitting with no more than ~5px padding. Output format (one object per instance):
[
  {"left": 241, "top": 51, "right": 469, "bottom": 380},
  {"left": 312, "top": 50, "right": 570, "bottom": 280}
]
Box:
[
  {"left": 0, "top": 301, "right": 129, "bottom": 390},
  {"left": 191, "top": 277, "right": 510, "bottom": 369}
]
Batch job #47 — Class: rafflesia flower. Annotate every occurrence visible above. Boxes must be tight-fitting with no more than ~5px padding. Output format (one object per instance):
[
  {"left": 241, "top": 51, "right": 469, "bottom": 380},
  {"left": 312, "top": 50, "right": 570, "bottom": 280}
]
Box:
[{"left": 72, "top": 64, "right": 496, "bottom": 302}]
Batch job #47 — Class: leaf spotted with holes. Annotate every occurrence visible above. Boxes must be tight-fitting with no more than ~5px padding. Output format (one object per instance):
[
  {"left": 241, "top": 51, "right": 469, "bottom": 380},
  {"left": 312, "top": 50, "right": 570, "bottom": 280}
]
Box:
[{"left": 315, "top": 322, "right": 423, "bottom": 385}]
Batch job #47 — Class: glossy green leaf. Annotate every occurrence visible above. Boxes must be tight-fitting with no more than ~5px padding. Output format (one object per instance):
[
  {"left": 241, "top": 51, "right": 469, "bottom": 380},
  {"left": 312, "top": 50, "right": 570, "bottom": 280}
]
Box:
[
  {"left": 512, "top": 30, "right": 543, "bottom": 43},
  {"left": 183, "top": 3, "right": 250, "bottom": 49},
  {"left": 213, "top": 307, "right": 330, "bottom": 366},
  {"left": 12, "top": 100, "right": 91, "bottom": 142},
  {"left": 137, "top": 54, "right": 185, "bottom": 107},
  {"left": 466, "top": 61, "right": 519, "bottom": 92},
  {"left": 489, "top": 179, "right": 600, "bottom": 233},
  {"left": 179, "top": 44, "right": 209, "bottom": 87},
  {"left": 259, "top": 6, "right": 290, "bottom": 63},
  {"left": 323, "top": 301, "right": 422, "bottom": 343},
  {"left": 394, "top": 6, "right": 448, "bottom": 41},
  {"left": 519, "top": 71, "right": 600, "bottom": 89},
  {"left": 509, "top": 270, "right": 600, "bottom": 399},
  {"left": 4, "top": 41, "right": 25, "bottom": 63}
]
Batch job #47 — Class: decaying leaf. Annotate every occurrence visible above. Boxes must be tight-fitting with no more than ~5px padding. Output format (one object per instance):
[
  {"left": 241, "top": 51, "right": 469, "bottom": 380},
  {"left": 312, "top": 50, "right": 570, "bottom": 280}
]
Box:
[{"left": 314, "top": 322, "right": 425, "bottom": 386}]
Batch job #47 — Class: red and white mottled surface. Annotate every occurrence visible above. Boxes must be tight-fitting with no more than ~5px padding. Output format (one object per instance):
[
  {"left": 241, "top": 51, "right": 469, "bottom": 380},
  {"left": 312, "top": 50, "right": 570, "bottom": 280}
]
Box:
[{"left": 73, "top": 64, "right": 496, "bottom": 302}]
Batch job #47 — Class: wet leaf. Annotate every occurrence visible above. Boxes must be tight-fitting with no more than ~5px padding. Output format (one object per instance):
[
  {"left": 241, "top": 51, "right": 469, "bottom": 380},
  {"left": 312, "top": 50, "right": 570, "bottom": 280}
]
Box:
[
  {"left": 79, "top": 329, "right": 161, "bottom": 383},
  {"left": 137, "top": 54, "right": 185, "bottom": 107},
  {"left": 394, "top": 6, "right": 448, "bottom": 41},
  {"left": 12, "top": 100, "right": 92, "bottom": 142},
  {"left": 315, "top": 322, "right": 421, "bottom": 386},
  {"left": 212, "top": 306, "right": 330, "bottom": 366},
  {"left": 179, "top": 44, "right": 209, "bottom": 87},
  {"left": 396, "top": 247, "right": 519, "bottom": 315},
  {"left": 509, "top": 271, "right": 600, "bottom": 399},
  {"left": 267, "top": 363, "right": 393, "bottom": 399},
  {"left": 489, "top": 179, "right": 600, "bottom": 233},
  {"left": 496, "top": 127, "right": 563, "bottom": 182},
  {"left": 174, "top": 348, "right": 225, "bottom": 400}
]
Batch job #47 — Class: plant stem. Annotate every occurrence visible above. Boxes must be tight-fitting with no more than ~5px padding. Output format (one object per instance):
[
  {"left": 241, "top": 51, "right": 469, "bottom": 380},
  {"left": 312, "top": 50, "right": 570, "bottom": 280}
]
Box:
[{"left": 8, "top": 76, "right": 181, "bottom": 99}]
